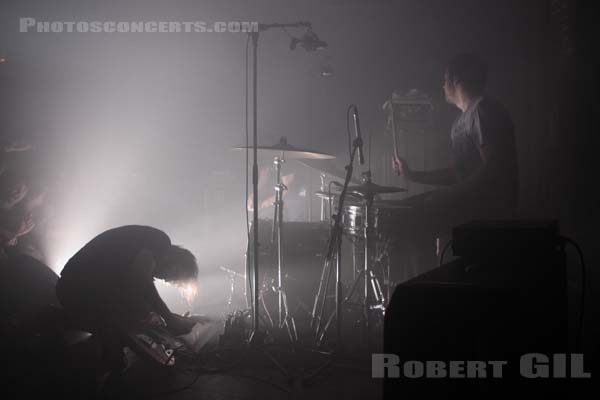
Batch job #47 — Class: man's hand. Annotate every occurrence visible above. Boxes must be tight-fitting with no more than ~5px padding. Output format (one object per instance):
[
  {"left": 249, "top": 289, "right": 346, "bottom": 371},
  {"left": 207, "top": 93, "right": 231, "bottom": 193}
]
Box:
[
  {"left": 392, "top": 156, "right": 411, "bottom": 178},
  {"left": 166, "top": 313, "right": 197, "bottom": 336},
  {"left": 186, "top": 314, "right": 213, "bottom": 325},
  {"left": 142, "top": 312, "right": 168, "bottom": 328}
]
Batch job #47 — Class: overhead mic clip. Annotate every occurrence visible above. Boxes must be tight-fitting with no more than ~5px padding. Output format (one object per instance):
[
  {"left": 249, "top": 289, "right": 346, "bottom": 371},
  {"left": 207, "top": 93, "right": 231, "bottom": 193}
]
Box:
[{"left": 290, "top": 28, "right": 328, "bottom": 52}]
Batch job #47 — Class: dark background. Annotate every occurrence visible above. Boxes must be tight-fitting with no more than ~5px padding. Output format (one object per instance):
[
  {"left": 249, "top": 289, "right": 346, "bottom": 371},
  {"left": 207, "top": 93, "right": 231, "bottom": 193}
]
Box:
[{"left": 0, "top": 0, "right": 597, "bottom": 354}]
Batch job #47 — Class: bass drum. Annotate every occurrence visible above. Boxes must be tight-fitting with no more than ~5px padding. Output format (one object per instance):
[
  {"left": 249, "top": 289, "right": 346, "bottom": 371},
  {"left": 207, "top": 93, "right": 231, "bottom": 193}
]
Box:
[{"left": 247, "top": 220, "right": 332, "bottom": 326}]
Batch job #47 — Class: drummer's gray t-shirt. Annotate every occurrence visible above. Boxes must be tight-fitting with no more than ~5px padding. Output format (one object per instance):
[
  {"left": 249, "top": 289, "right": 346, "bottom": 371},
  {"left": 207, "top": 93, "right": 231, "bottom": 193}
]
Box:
[{"left": 449, "top": 96, "right": 518, "bottom": 214}]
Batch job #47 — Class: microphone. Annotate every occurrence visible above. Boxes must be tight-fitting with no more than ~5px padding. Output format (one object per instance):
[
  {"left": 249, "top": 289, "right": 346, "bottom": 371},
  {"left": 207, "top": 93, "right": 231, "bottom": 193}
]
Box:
[
  {"left": 290, "top": 29, "right": 328, "bottom": 52},
  {"left": 352, "top": 105, "right": 365, "bottom": 165}
]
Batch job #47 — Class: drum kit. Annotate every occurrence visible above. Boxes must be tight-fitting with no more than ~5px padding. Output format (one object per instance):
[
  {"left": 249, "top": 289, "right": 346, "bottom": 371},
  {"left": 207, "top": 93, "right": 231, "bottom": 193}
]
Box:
[{"left": 231, "top": 137, "right": 410, "bottom": 348}]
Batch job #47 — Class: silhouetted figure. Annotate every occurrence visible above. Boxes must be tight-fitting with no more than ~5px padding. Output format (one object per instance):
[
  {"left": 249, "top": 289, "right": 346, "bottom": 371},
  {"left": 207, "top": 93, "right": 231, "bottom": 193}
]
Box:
[{"left": 56, "top": 225, "right": 199, "bottom": 368}]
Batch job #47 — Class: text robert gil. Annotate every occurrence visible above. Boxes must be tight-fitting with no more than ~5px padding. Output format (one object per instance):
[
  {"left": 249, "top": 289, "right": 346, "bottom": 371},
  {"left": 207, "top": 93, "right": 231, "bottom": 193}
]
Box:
[{"left": 372, "top": 353, "right": 591, "bottom": 379}]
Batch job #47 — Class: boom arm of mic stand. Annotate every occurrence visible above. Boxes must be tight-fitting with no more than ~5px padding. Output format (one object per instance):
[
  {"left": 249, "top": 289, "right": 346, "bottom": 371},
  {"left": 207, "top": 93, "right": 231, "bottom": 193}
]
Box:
[{"left": 259, "top": 22, "right": 312, "bottom": 31}]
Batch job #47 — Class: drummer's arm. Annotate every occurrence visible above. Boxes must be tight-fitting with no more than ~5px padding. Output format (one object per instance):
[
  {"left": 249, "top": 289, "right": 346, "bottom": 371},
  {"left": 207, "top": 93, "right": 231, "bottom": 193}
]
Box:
[
  {"left": 445, "top": 144, "right": 500, "bottom": 198},
  {"left": 408, "top": 168, "right": 457, "bottom": 186}
]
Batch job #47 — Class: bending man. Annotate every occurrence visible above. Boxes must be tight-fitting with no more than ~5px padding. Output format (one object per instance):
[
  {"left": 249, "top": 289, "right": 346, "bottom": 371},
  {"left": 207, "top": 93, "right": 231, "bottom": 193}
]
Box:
[{"left": 56, "top": 225, "right": 199, "bottom": 367}]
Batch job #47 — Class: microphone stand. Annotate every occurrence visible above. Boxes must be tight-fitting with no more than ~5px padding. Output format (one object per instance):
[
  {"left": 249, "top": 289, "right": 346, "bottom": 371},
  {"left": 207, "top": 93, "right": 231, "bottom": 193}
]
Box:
[
  {"left": 312, "top": 145, "right": 359, "bottom": 350},
  {"left": 249, "top": 29, "right": 260, "bottom": 346},
  {"left": 305, "top": 134, "right": 363, "bottom": 387},
  {"left": 241, "top": 22, "right": 322, "bottom": 383},
  {"left": 248, "top": 21, "right": 312, "bottom": 346}
]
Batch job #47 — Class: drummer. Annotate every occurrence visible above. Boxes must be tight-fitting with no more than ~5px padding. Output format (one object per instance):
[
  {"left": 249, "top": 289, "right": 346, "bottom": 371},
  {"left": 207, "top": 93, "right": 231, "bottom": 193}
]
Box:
[
  {"left": 392, "top": 53, "right": 518, "bottom": 234},
  {"left": 247, "top": 166, "right": 308, "bottom": 222},
  {"left": 238, "top": 137, "right": 337, "bottom": 222}
]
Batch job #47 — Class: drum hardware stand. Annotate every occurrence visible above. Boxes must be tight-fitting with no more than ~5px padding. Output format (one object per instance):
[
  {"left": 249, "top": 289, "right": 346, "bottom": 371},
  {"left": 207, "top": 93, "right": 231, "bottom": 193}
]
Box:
[
  {"left": 310, "top": 140, "right": 361, "bottom": 352},
  {"left": 219, "top": 266, "right": 247, "bottom": 311},
  {"left": 375, "top": 239, "right": 393, "bottom": 306},
  {"left": 319, "top": 173, "right": 329, "bottom": 222},
  {"left": 245, "top": 21, "right": 314, "bottom": 345},
  {"left": 243, "top": 23, "right": 319, "bottom": 382},
  {"left": 259, "top": 276, "right": 276, "bottom": 328},
  {"left": 312, "top": 171, "right": 387, "bottom": 349},
  {"left": 247, "top": 27, "right": 260, "bottom": 346},
  {"left": 347, "top": 174, "right": 387, "bottom": 336},
  {"left": 269, "top": 154, "right": 298, "bottom": 343},
  {"left": 244, "top": 245, "right": 252, "bottom": 310},
  {"left": 304, "top": 140, "right": 368, "bottom": 387},
  {"left": 350, "top": 233, "right": 362, "bottom": 281}
]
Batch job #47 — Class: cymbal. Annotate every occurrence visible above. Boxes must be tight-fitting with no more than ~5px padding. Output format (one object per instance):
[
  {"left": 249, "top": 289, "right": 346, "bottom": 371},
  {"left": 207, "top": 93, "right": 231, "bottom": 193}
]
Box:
[
  {"left": 372, "top": 200, "right": 414, "bottom": 209},
  {"left": 232, "top": 137, "right": 335, "bottom": 160},
  {"left": 314, "top": 190, "right": 362, "bottom": 201},
  {"left": 297, "top": 158, "right": 362, "bottom": 184},
  {"left": 347, "top": 182, "right": 406, "bottom": 197},
  {"left": 218, "top": 266, "right": 245, "bottom": 279}
]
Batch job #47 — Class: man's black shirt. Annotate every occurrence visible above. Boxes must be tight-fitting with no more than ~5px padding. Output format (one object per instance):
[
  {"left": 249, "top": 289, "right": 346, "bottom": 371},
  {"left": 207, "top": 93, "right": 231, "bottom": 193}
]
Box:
[
  {"left": 59, "top": 225, "right": 171, "bottom": 290},
  {"left": 449, "top": 96, "right": 519, "bottom": 215}
]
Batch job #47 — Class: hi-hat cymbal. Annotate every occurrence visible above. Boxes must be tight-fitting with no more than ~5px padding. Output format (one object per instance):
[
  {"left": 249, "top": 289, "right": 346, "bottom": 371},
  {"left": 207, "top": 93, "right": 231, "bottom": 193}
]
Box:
[
  {"left": 297, "top": 158, "right": 362, "bottom": 184},
  {"left": 232, "top": 137, "right": 335, "bottom": 160},
  {"left": 347, "top": 182, "right": 406, "bottom": 197}
]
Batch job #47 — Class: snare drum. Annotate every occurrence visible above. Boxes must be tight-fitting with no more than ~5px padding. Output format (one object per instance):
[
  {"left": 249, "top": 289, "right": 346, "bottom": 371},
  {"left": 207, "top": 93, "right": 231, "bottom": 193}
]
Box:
[
  {"left": 341, "top": 201, "right": 415, "bottom": 238},
  {"left": 341, "top": 204, "right": 365, "bottom": 236}
]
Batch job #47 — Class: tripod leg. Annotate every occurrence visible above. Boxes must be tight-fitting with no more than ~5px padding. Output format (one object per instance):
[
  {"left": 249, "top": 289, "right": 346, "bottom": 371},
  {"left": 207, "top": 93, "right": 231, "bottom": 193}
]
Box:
[
  {"left": 259, "top": 289, "right": 275, "bottom": 328},
  {"left": 245, "top": 242, "right": 252, "bottom": 310},
  {"left": 316, "top": 310, "right": 336, "bottom": 347},
  {"left": 344, "top": 269, "right": 364, "bottom": 304},
  {"left": 311, "top": 257, "right": 331, "bottom": 329},
  {"left": 382, "top": 241, "right": 391, "bottom": 306},
  {"left": 280, "top": 289, "right": 298, "bottom": 343},
  {"left": 277, "top": 195, "right": 284, "bottom": 328},
  {"left": 335, "top": 230, "right": 343, "bottom": 351},
  {"left": 314, "top": 255, "right": 335, "bottom": 340},
  {"left": 262, "top": 349, "right": 291, "bottom": 378},
  {"left": 376, "top": 274, "right": 385, "bottom": 306},
  {"left": 369, "top": 271, "right": 383, "bottom": 304}
]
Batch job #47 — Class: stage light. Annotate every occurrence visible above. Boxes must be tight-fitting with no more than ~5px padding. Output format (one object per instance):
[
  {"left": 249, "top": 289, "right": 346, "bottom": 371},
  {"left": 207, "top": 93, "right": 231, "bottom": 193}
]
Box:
[
  {"left": 179, "top": 281, "right": 199, "bottom": 305},
  {"left": 164, "top": 279, "right": 199, "bottom": 305},
  {"left": 46, "top": 230, "right": 97, "bottom": 274}
]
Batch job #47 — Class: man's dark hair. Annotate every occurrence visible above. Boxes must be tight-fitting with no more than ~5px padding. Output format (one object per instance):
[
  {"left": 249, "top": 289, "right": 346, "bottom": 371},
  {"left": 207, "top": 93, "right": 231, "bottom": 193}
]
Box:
[
  {"left": 446, "top": 53, "right": 488, "bottom": 95},
  {"left": 164, "top": 245, "right": 198, "bottom": 282}
]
